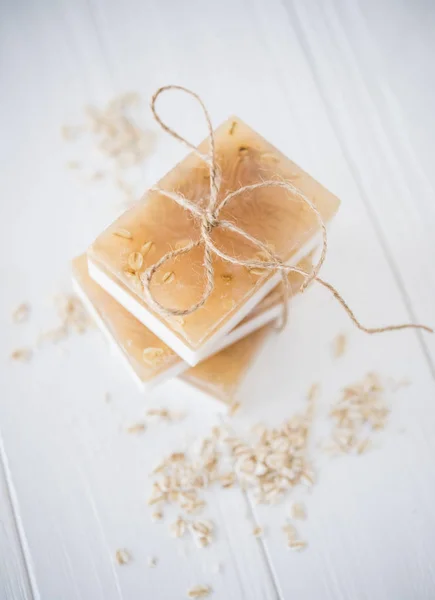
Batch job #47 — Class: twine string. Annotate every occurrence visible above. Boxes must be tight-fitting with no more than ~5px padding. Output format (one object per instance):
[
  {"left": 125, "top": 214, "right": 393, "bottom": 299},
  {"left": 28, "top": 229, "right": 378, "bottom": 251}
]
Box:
[{"left": 141, "top": 85, "right": 433, "bottom": 336}]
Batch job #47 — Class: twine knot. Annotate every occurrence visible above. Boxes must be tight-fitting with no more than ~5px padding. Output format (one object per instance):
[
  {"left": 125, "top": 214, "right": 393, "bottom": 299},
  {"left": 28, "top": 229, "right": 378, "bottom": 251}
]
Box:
[
  {"left": 202, "top": 210, "right": 219, "bottom": 233},
  {"left": 140, "top": 85, "right": 433, "bottom": 337}
]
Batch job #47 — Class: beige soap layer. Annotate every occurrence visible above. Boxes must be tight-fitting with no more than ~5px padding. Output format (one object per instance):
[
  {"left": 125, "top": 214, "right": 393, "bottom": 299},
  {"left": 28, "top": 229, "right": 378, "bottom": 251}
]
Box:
[
  {"left": 181, "top": 327, "right": 271, "bottom": 406},
  {"left": 89, "top": 116, "right": 340, "bottom": 353},
  {"left": 72, "top": 253, "right": 312, "bottom": 388}
]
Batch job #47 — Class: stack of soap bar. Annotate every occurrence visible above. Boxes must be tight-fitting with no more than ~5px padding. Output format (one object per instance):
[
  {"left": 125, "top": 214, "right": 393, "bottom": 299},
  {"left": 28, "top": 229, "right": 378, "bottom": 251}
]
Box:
[
  {"left": 79, "top": 114, "right": 340, "bottom": 407},
  {"left": 73, "top": 254, "right": 311, "bottom": 407},
  {"left": 87, "top": 116, "right": 340, "bottom": 366}
]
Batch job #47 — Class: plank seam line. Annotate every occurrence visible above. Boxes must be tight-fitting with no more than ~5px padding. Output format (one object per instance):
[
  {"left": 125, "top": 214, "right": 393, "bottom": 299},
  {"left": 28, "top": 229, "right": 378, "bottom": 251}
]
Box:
[
  {"left": 0, "top": 435, "right": 39, "bottom": 600},
  {"left": 244, "top": 491, "right": 285, "bottom": 600},
  {"left": 84, "top": 0, "right": 117, "bottom": 88}
]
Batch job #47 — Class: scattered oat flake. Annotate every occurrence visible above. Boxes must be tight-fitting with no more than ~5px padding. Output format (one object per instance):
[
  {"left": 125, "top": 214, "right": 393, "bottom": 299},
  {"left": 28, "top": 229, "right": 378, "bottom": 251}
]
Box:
[
  {"left": 307, "top": 383, "right": 320, "bottom": 403},
  {"left": 147, "top": 556, "right": 158, "bottom": 568},
  {"left": 169, "top": 452, "right": 185, "bottom": 462},
  {"left": 147, "top": 492, "right": 166, "bottom": 507},
  {"left": 220, "top": 472, "right": 236, "bottom": 488},
  {"left": 116, "top": 177, "right": 132, "bottom": 192},
  {"left": 61, "top": 125, "right": 82, "bottom": 140},
  {"left": 84, "top": 95, "right": 155, "bottom": 170},
  {"left": 113, "top": 228, "right": 133, "bottom": 240},
  {"left": 12, "top": 303, "right": 30, "bottom": 324},
  {"left": 37, "top": 326, "right": 67, "bottom": 345},
  {"left": 146, "top": 407, "right": 170, "bottom": 419},
  {"left": 175, "top": 238, "right": 192, "bottom": 250},
  {"left": 140, "top": 240, "right": 154, "bottom": 256},
  {"left": 332, "top": 333, "right": 347, "bottom": 358},
  {"left": 300, "top": 472, "right": 315, "bottom": 487},
  {"left": 144, "top": 371, "right": 396, "bottom": 555},
  {"left": 290, "top": 502, "right": 306, "bottom": 520},
  {"left": 249, "top": 267, "right": 266, "bottom": 276},
  {"left": 390, "top": 377, "right": 411, "bottom": 392},
  {"left": 326, "top": 372, "right": 389, "bottom": 455},
  {"left": 288, "top": 540, "right": 307, "bottom": 551},
  {"left": 10, "top": 348, "right": 32, "bottom": 362},
  {"left": 128, "top": 251, "right": 143, "bottom": 271},
  {"left": 126, "top": 423, "right": 146, "bottom": 434},
  {"left": 220, "top": 273, "right": 233, "bottom": 283},
  {"left": 356, "top": 438, "right": 371, "bottom": 454},
  {"left": 62, "top": 93, "right": 156, "bottom": 206},
  {"left": 229, "top": 121, "right": 237, "bottom": 135},
  {"left": 192, "top": 519, "right": 213, "bottom": 533},
  {"left": 255, "top": 249, "right": 273, "bottom": 262},
  {"left": 283, "top": 523, "right": 297, "bottom": 539},
  {"left": 251, "top": 423, "right": 266, "bottom": 437},
  {"left": 191, "top": 519, "right": 214, "bottom": 542},
  {"left": 252, "top": 526, "right": 263, "bottom": 538},
  {"left": 228, "top": 401, "right": 240, "bottom": 416},
  {"left": 162, "top": 271, "right": 175, "bottom": 284},
  {"left": 170, "top": 516, "right": 187, "bottom": 538},
  {"left": 187, "top": 585, "right": 212, "bottom": 598},
  {"left": 89, "top": 170, "right": 105, "bottom": 181},
  {"left": 195, "top": 535, "right": 211, "bottom": 548},
  {"left": 115, "top": 549, "right": 131, "bottom": 565},
  {"left": 151, "top": 510, "right": 163, "bottom": 522},
  {"left": 42, "top": 294, "right": 93, "bottom": 341},
  {"left": 261, "top": 152, "right": 280, "bottom": 164},
  {"left": 66, "top": 160, "right": 81, "bottom": 169}
]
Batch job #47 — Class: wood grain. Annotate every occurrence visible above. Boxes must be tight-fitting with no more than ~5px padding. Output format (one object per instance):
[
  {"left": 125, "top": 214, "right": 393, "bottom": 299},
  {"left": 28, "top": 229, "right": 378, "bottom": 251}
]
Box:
[{"left": 0, "top": 451, "right": 33, "bottom": 600}]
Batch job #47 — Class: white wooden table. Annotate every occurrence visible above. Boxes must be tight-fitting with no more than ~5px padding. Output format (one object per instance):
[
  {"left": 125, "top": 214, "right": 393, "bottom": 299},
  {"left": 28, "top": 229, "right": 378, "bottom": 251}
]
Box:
[{"left": 1, "top": 1, "right": 435, "bottom": 598}]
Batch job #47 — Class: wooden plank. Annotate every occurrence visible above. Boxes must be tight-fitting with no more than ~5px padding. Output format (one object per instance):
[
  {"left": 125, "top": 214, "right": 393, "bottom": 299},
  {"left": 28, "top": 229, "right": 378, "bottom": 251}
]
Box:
[
  {"left": 0, "top": 449, "right": 34, "bottom": 600},
  {"left": 285, "top": 0, "right": 435, "bottom": 368}
]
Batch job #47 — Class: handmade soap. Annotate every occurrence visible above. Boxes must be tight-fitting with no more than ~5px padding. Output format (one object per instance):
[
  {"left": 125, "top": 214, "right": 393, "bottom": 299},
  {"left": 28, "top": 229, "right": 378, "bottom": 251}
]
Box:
[
  {"left": 73, "top": 254, "right": 312, "bottom": 392},
  {"left": 88, "top": 116, "right": 339, "bottom": 364}
]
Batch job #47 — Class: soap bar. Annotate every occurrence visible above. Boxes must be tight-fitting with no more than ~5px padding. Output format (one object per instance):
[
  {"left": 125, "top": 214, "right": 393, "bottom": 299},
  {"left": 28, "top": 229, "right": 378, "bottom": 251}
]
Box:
[
  {"left": 72, "top": 254, "right": 312, "bottom": 391},
  {"left": 88, "top": 116, "right": 339, "bottom": 365}
]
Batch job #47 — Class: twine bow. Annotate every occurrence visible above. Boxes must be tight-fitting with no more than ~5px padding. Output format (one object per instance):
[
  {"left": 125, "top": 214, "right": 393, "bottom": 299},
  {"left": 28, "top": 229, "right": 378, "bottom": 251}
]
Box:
[{"left": 141, "top": 85, "right": 432, "bottom": 336}]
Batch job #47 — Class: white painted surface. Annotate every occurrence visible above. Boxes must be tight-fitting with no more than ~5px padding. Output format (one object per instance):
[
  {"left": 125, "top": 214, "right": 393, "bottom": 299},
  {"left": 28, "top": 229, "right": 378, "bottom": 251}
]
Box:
[
  {"left": 0, "top": 450, "right": 33, "bottom": 600},
  {"left": 1, "top": 1, "right": 434, "bottom": 599}
]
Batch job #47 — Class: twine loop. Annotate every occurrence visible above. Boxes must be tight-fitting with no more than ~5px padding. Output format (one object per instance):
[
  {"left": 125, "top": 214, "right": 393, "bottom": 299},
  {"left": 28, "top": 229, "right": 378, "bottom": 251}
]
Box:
[{"left": 140, "top": 85, "right": 432, "bottom": 336}]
